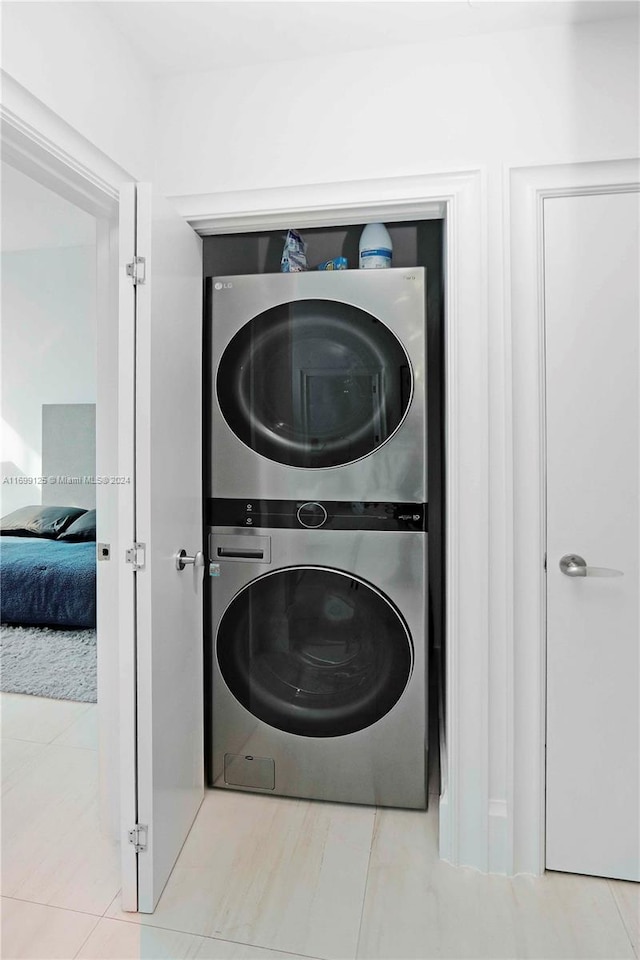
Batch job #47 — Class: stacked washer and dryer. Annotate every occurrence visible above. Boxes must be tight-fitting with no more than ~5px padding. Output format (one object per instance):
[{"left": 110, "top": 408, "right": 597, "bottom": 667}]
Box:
[{"left": 206, "top": 268, "right": 428, "bottom": 809}]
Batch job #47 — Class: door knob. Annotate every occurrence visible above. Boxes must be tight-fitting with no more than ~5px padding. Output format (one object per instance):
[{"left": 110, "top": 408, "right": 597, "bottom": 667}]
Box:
[
  {"left": 176, "top": 549, "right": 204, "bottom": 571},
  {"left": 559, "top": 554, "right": 623, "bottom": 578}
]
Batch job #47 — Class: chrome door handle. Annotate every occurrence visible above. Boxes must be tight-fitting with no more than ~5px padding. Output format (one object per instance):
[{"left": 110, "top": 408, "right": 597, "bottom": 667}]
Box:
[
  {"left": 559, "top": 554, "right": 623, "bottom": 578},
  {"left": 176, "top": 549, "right": 204, "bottom": 571}
]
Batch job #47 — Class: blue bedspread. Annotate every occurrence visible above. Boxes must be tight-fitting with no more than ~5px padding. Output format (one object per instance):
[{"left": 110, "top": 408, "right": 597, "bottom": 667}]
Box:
[{"left": 0, "top": 536, "right": 96, "bottom": 628}]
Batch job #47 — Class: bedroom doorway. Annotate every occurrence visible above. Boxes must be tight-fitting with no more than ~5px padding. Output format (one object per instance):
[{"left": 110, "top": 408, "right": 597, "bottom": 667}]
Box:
[
  {"left": 1, "top": 149, "right": 122, "bottom": 907},
  {"left": 1, "top": 161, "right": 98, "bottom": 701}
]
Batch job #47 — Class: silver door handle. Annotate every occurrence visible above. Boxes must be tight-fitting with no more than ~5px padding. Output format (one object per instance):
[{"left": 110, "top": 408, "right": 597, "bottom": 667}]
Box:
[
  {"left": 559, "top": 554, "right": 623, "bottom": 578},
  {"left": 176, "top": 549, "right": 204, "bottom": 571}
]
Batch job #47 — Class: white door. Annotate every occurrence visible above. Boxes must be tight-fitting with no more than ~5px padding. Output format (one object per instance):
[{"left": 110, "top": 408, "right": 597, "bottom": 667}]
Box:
[
  {"left": 119, "top": 183, "right": 204, "bottom": 912},
  {"left": 545, "top": 190, "right": 640, "bottom": 881}
]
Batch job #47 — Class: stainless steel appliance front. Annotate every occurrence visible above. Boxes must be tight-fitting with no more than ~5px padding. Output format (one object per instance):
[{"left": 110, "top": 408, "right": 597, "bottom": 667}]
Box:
[
  {"left": 209, "top": 525, "right": 428, "bottom": 809},
  {"left": 209, "top": 269, "right": 426, "bottom": 502}
]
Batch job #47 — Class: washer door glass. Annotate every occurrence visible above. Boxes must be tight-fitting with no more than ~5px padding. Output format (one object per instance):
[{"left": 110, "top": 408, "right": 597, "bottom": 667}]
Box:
[
  {"left": 216, "top": 299, "right": 412, "bottom": 469},
  {"left": 217, "top": 567, "right": 413, "bottom": 737}
]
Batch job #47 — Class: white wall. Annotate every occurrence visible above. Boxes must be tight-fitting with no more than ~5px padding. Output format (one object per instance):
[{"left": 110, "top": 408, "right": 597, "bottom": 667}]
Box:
[
  {"left": 1, "top": 1, "right": 154, "bottom": 180},
  {"left": 1, "top": 243, "right": 97, "bottom": 514},
  {"left": 153, "top": 19, "right": 637, "bottom": 197},
  {"left": 152, "top": 15, "right": 639, "bottom": 871}
]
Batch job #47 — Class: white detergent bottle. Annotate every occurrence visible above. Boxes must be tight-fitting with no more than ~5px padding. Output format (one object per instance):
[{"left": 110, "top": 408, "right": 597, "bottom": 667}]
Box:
[{"left": 359, "top": 222, "right": 392, "bottom": 269}]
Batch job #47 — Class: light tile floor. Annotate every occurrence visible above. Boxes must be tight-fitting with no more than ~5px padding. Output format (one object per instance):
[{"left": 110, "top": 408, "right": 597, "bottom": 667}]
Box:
[{"left": 1, "top": 692, "right": 638, "bottom": 960}]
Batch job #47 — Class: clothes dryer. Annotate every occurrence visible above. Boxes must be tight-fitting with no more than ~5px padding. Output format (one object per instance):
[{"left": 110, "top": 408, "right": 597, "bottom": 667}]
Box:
[
  {"left": 208, "top": 269, "right": 426, "bottom": 503},
  {"left": 208, "top": 498, "right": 428, "bottom": 809}
]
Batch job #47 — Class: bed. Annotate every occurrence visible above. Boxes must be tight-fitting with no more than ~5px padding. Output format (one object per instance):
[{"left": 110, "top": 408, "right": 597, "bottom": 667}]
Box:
[{"left": 0, "top": 506, "right": 97, "bottom": 629}]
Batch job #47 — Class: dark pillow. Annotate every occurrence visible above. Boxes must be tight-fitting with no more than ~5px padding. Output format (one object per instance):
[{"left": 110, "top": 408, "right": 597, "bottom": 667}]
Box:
[
  {"left": 0, "top": 504, "right": 88, "bottom": 538},
  {"left": 56, "top": 509, "right": 96, "bottom": 542}
]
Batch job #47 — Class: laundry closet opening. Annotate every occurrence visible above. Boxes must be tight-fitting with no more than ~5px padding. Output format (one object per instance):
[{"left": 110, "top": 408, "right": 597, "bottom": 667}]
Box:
[{"left": 202, "top": 218, "right": 445, "bottom": 805}]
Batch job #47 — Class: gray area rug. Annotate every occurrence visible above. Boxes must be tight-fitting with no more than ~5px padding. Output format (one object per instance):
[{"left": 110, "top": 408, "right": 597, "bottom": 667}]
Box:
[{"left": 0, "top": 624, "right": 97, "bottom": 703}]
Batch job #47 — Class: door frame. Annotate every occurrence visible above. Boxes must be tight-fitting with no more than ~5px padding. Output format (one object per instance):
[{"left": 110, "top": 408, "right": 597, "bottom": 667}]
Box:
[
  {"left": 508, "top": 157, "right": 640, "bottom": 876},
  {"left": 1, "top": 78, "right": 129, "bottom": 844},
  {"left": 172, "top": 169, "right": 491, "bottom": 872}
]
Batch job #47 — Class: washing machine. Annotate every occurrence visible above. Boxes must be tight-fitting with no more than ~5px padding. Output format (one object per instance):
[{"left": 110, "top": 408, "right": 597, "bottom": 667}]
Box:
[
  {"left": 208, "top": 268, "right": 426, "bottom": 503},
  {"left": 207, "top": 498, "right": 428, "bottom": 809}
]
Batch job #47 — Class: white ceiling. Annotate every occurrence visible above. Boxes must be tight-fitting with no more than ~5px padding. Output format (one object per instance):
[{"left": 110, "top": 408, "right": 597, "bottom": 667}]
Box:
[
  {"left": 1, "top": 163, "right": 96, "bottom": 253},
  {"left": 96, "top": 1, "right": 639, "bottom": 77}
]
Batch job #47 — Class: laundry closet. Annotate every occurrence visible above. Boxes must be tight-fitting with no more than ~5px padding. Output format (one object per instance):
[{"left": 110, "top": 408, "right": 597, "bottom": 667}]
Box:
[{"left": 202, "top": 219, "right": 445, "bottom": 808}]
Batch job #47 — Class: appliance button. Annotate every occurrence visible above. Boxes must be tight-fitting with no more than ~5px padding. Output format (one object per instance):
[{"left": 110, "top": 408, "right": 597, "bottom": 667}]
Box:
[{"left": 297, "top": 502, "right": 328, "bottom": 529}]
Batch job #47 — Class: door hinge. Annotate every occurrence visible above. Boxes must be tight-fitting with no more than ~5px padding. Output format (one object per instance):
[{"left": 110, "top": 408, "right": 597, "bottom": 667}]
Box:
[
  {"left": 128, "top": 823, "right": 148, "bottom": 853},
  {"left": 126, "top": 256, "right": 146, "bottom": 285},
  {"left": 125, "top": 542, "right": 146, "bottom": 570}
]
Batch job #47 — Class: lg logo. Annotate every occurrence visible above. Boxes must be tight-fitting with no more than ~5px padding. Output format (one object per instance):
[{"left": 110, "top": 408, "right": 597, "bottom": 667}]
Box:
[{"left": 214, "top": 281, "right": 233, "bottom": 290}]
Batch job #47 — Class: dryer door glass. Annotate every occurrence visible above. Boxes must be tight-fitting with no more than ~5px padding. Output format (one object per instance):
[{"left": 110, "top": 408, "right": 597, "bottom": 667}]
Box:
[
  {"left": 216, "top": 299, "right": 412, "bottom": 469},
  {"left": 217, "top": 566, "right": 413, "bottom": 737}
]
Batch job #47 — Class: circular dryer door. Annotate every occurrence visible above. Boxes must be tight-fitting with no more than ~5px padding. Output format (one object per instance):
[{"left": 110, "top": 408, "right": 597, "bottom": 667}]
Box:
[
  {"left": 216, "top": 299, "right": 412, "bottom": 468},
  {"left": 217, "top": 566, "right": 413, "bottom": 737}
]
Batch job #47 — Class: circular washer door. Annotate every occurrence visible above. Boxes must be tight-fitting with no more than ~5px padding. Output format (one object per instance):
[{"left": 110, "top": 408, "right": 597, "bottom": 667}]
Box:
[
  {"left": 217, "top": 566, "right": 413, "bottom": 738},
  {"left": 216, "top": 299, "right": 413, "bottom": 469}
]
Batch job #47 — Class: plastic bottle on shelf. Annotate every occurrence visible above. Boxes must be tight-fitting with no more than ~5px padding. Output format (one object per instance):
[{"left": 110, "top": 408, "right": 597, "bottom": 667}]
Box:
[{"left": 359, "top": 222, "right": 392, "bottom": 269}]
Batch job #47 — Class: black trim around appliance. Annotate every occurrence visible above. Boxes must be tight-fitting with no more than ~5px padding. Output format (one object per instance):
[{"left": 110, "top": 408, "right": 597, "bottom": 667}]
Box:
[{"left": 207, "top": 498, "right": 427, "bottom": 531}]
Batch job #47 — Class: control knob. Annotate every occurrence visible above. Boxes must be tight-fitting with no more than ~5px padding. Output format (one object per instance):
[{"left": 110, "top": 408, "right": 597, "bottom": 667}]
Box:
[{"left": 297, "top": 502, "right": 328, "bottom": 528}]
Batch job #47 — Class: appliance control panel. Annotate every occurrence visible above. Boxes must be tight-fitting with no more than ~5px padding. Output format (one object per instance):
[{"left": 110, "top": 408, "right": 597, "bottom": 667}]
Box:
[{"left": 207, "top": 498, "right": 427, "bottom": 532}]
